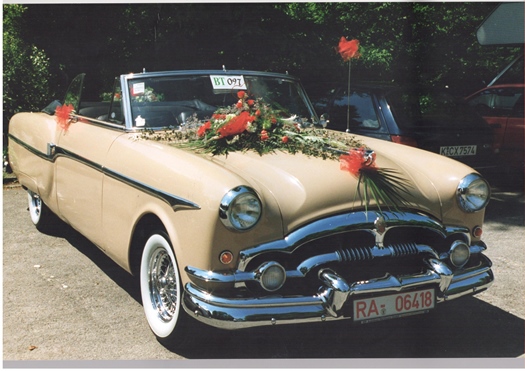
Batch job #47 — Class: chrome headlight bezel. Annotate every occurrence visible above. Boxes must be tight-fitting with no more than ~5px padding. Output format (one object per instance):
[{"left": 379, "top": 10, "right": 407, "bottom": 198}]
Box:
[
  {"left": 457, "top": 173, "right": 491, "bottom": 213},
  {"left": 219, "top": 186, "right": 262, "bottom": 231}
]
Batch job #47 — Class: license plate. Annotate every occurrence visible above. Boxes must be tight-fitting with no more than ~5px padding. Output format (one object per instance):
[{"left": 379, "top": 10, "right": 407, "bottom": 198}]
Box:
[
  {"left": 439, "top": 145, "right": 477, "bottom": 157},
  {"left": 353, "top": 289, "right": 435, "bottom": 323}
]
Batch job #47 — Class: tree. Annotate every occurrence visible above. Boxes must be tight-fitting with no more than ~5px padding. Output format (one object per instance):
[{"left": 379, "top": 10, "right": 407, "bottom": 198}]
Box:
[
  {"left": 281, "top": 2, "right": 521, "bottom": 94},
  {"left": 3, "top": 4, "right": 53, "bottom": 123},
  {"left": 10, "top": 2, "right": 523, "bottom": 104}
]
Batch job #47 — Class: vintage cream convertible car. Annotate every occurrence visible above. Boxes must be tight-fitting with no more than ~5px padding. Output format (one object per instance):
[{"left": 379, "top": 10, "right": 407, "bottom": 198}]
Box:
[{"left": 8, "top": 70, "right": 494, "bottom": 346}]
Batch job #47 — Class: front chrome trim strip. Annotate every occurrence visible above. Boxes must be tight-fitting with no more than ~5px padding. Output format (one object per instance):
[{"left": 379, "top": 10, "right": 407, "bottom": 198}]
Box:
[
  {"left": 237, "top": 210, "right": 449, "bottom": 271},
  {"left": 183, "top": 253, "right": 494, "bottom": 330},
  {"left": 8, "top": 133, "right": 200, "bottom": 211},
  {"left": 186, "top": 243, "right": 441, "bottom": 285}
]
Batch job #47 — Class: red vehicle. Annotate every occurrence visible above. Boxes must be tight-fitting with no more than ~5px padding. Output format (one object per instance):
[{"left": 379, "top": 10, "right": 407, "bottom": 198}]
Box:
[{"left": 466, "top": 83, "right": 524, "bottom": 174}]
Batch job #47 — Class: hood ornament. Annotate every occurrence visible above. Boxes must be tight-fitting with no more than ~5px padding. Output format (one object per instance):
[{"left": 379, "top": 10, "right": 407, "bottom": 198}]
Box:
[{"left": 373, "top": 216, "right": 387, "bottom": 248}]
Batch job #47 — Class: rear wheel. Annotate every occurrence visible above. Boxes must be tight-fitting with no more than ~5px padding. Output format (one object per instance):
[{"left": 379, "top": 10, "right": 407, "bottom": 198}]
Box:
[
  {"left": 27, "top": 190, "right": 58, "bottom": 233},
  {"left": 140, "top": 231, "right": 190, "bottom": 346}
]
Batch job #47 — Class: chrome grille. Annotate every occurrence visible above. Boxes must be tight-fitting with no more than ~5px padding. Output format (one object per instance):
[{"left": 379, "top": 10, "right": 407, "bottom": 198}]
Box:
[{"left": 336, "top": 242, "right": 419, "bottom": 263}]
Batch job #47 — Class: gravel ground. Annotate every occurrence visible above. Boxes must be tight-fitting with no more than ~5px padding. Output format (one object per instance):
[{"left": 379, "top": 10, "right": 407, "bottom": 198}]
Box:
[{"left": 2, "top": 170, "right": 524, "bottom": 367}]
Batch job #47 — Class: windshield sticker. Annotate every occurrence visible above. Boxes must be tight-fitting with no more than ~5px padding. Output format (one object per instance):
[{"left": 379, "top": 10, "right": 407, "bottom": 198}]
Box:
[
  {"left": 132, "top": 82, "right": 145, "bottom": 96},
  {"left": 210, "top": 75, "right": 247, "bottom": 90}
]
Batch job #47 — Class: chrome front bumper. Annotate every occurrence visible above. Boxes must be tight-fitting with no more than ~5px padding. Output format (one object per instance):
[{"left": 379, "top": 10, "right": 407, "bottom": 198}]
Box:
[{"left": 182, "top": 254, "right": 494, "bottom": 330}]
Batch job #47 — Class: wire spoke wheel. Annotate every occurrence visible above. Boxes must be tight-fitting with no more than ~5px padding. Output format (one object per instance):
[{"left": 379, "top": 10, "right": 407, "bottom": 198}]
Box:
[
  {"left": 149, "top": 247, "right": 178, "bottom": 322},
  {"left": 140, "top": 231, "right": 189, "bottom": 344}
]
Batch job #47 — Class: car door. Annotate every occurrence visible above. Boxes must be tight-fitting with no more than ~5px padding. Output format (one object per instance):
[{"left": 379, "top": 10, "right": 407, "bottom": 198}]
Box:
[
  {"left": 55, "top": 74, "right": 125, "bottom": 249},
  {"left": 467, "top": 86, "right": 524, "bottom": 168},
  {"left": 502, "top": 91, "right": 524, "bottom": 168}
]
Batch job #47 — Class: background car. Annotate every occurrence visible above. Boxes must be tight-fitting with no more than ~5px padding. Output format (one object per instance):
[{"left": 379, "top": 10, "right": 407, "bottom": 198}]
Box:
[
  {"left": 465, "top": 83, "right": 524, "bottom": 176},
  {"left": 309, "top": 83, "right": 496, "bottom": 172}
]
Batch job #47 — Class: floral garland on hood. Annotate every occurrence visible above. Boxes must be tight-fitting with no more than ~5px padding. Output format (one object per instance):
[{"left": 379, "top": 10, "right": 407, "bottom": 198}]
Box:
[
  {"left": 141, "top": 90, "right": 412, "bottom": 213},
  {"left": 187, "top": 90, "right": 361, "bottom": 159}
]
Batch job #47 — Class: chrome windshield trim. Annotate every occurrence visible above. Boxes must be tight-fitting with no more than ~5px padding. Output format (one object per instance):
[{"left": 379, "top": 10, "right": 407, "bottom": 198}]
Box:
[{"left": 74, "top": 114, "right": 126, "bottom": 130}]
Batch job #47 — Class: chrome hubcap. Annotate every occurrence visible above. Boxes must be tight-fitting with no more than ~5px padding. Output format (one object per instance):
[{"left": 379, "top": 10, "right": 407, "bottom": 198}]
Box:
[
  {"left": 30, "top": 193, "right": 42, "bottom": 218},
  {"left": 148, "top": 247, "right": 178, "bottom": 322}
]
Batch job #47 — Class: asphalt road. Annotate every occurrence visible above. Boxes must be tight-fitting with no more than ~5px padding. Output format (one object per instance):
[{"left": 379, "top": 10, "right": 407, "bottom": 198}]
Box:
[{"left": 2, "top": 171, "right": 524, "bottom": 367}]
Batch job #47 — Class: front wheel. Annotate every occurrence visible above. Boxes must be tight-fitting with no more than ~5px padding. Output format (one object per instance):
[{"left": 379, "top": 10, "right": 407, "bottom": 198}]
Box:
[{"left": 140, "top": 231, "right": 190, "bottom": 346}]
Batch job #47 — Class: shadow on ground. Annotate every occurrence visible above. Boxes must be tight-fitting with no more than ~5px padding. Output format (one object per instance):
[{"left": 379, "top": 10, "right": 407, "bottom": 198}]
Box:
[
  {"left": 27, "top": 166, "right": 522, "bottom": 359},
  {"left": 168, "top": 296, "right": 524, "bottom": 359},
  {"left": 56, "top": 222, "right": 524, "bottom": 359}
]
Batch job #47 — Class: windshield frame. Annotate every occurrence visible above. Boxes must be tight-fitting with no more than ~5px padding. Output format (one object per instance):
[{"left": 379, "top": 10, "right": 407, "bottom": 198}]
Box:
[{"left": 118, "top": 70, "right": 319, "bottom": 131}]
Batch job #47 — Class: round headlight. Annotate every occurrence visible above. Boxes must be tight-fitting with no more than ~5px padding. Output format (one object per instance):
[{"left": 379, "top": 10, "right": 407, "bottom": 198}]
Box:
[
  {"left": 449, "top": 240, "right": 470, "bottom": 268},
  {"left": 457, "top": 174, "right": 490, "bottom": 212},
  {"left": 219, "top": 186, "right": 262, "bottom": 231},
  {"left": 256, "top": 262, "right": 286, "bottom": 292}
]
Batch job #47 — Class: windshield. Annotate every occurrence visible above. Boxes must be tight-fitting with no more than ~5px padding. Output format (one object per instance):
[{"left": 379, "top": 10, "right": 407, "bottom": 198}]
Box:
[{"left": 125, "top": 73, "right": 317, "bottom": 129}]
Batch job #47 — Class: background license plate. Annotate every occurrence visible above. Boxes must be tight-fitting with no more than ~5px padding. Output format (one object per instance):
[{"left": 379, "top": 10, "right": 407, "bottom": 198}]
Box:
[
  {"left": 440, "top": 145, "right": 477, "bottom": 156},
  {"left": 353, "top": 289, "right": 435, "bottom": 322}
]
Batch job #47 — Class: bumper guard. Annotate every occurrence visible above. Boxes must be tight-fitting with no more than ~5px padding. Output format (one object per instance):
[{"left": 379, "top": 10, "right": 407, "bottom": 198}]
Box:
[{"left": 182, "top": 254, "right": 493, "bottom": 330}]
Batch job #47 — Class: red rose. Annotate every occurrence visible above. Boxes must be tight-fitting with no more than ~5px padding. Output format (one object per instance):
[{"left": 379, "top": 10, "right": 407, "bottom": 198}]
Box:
[
  {"left": 260, "top": 130, "right": 269, "bottom": 141},
  {"left": 236, "top": 100, "right": 243, "bottom": 109},
  {"left": 217, "top": 111, "right": 255, "bottom": 138},
  {"left": 339, "top": 147, "right": 375, "bottom": 176},
  {"left": 237, "top": 91, "right": 246, "bottom": 99},
  {"left": 281, "top": 136, "right": 289, "bottom": 144},
  {"left": 197, "top": 121, "right": 212, "bottom": 137},
  {"left": 247, "top": 99, "right": 255, "bottom": 106},
  {"left": 255, "top": 109, "right": 261, "bottom": 116}
]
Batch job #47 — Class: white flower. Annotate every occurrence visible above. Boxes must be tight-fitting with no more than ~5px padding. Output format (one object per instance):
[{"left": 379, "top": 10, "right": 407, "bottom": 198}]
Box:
[{"left": 246, "top": 121, "right": 257, "bottom": 133}]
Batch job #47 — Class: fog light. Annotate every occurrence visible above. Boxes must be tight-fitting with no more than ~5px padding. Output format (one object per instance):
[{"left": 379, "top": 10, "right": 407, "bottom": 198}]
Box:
[
  {"left": 449, "top": 240, "right": 470, "bottom": 268},
  {"left": 256, "top": 262, "right": 286, "bottom": 292}
]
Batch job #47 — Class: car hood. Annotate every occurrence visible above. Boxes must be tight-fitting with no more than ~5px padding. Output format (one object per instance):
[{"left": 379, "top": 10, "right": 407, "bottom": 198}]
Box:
[{"left": 210, "top": 137, "right": 455, "bottom": 234}]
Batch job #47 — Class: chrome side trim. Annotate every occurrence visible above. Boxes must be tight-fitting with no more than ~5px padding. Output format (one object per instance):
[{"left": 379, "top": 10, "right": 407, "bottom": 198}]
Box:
[
  {"left": 102, "top": 167, "right": 199, "bottom": 211},
  {"left": 8, "top": 134, "right": 51, "bottom": 162},
  {"left": 8, "top": 133, "right": 200, "bottom": 211}
]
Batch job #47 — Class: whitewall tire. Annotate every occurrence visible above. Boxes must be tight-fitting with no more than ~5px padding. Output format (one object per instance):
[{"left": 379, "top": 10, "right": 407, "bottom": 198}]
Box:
[
  {"left": 140, "top": 231, "right": 189, "bottom": 343},
  {"left": 27, "top": 190, "right": 58, "bottom": 233}
]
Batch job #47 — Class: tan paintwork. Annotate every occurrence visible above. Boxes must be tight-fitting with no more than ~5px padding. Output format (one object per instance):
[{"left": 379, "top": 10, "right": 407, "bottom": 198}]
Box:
[{"left": 8, "top": 113, "right": 487, "bottom": 285}]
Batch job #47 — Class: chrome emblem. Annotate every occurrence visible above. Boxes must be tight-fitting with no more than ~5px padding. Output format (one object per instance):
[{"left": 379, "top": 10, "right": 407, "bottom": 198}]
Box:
[
  {"left": 374, "top": 216, "right": 387, "bottom": 235},
  {"left": 373, "top": 216, "right": 387, "bottom": 248}
]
